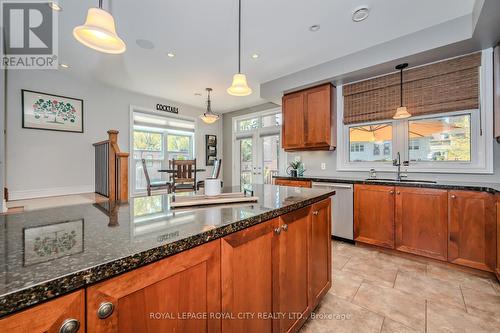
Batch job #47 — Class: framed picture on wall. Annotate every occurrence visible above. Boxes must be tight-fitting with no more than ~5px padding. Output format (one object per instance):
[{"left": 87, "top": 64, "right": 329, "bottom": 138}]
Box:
[
  {"left": 22, "top": 89, "right": 84, "bottom": 133},
  {"left": 206, "top": 135, "right": 217, "bottom": 166}
]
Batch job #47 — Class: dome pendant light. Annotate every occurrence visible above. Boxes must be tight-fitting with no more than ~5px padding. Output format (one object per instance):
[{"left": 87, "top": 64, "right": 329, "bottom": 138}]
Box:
[
  {"left": 73, "top": 0, "right": 126, "bottom": 54},
  {"left": 393, "top": 63, "right": 411, "bottom": 119},
  {"left": 227, "top": 0, "right": 252, "bottom": 96},
  {"left": 200, "top": 88, "right": 220, "bottom": 124}
]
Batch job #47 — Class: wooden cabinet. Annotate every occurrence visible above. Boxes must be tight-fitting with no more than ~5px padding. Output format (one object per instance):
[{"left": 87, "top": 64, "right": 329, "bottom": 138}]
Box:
[
  {"left": 354, "top": 185, "right": 395, "bottom": 249},
  {"left": 221, "top": 220, "right": 275, "bottom": 333},
  {"left": 0, "top": 290, "right": 85, "bottom": 333},
  {"left": 274, "top": 207, "right": 311, "bottom": 333},
  {"left": 395, "top": 187, "right": 448, "bottom": 261},
  {"left": 87, "top": 240, "right": 221, "bottom": 333},
  {"left": 497, "top": 194, "right": 500, "bottom": 280},
  {"left": 282, "top": 84, "right": 336, "bottom": 151},
  {"left": 274, "top": 178, "right": 312, "bottom": 188},
  {"left": 309, "top": 199, "right": 332, "bottom": 309},
  {"left": 448, "top": 191, "right": 496, "bottom": 271}
]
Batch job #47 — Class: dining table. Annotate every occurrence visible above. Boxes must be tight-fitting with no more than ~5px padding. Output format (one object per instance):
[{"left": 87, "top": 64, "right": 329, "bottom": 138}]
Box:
[{"left": 157, "top": 168, "right": 206, "bottom": 173}]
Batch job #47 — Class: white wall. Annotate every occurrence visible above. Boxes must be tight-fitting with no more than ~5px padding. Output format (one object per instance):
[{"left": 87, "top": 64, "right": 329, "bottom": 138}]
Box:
[
  {"left": 1, "top": 68, "right": 5, "bottom": 211},
  {"left": 6, "top": 69, "right": 222, "bottom": 200}
]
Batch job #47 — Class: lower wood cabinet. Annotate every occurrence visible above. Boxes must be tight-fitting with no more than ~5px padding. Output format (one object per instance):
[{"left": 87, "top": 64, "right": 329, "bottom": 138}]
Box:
[
  {"left": 395, "top": 187, "right": 448, "bottom": 261},
  {"left": 87, "top": 240, "right": 221, "bottom": 333},
  {"left": 497, "top": 194, "right": 500, "bottom": 280},
  {"left": 449, "top": 191, "right": 496, "bottom": 271},
  {"left": 0, "top": 290, "right": 85, "bottom": 333},
  {"left": 354, "top": 185, "right": 395, "bottom": 249}
]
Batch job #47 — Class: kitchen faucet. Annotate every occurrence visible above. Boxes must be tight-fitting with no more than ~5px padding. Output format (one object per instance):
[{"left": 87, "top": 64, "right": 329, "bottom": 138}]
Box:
[{"left": 393, "top": 152, "right": 409, "bottom": 181}]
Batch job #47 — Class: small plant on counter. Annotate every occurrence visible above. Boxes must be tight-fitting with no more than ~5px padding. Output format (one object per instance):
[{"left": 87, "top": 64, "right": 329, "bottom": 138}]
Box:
[{"left": 287, "top": 161, "right": 306, "bottom": 177}]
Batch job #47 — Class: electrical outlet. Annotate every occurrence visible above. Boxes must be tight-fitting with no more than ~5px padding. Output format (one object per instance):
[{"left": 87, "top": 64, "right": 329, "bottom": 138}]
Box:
[{"left": 321, "top": 163, "right": 326, "bottom": 170}]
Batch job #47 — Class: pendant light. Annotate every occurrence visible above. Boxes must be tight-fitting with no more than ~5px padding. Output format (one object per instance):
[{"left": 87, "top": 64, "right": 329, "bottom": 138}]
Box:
[
  {"left": 393, "top": 63, "right": 411, "bottom": 119},
  {"left": 200, "top": 88, "right": 220, "bottom": 124},
  {"left": 73, "top": 0, "right": 126, "bottom": 54},
  {"left": 227, "top": 0, "right": 252, "bottom": 96}
]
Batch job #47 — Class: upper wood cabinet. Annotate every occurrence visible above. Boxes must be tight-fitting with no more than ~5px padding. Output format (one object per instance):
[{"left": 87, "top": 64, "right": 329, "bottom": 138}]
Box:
[
  {"left": 496, "top": 194, "right": 500, "bottom": 280},
  {"left": 282, "top": 84, "right": 336, "bottom": 151},
  {"left": 0, "top": 290, "right": 85, "bottom": 333},
  {"left": 309, "top": 199, "right": 332, "bottom": 309},
  {"left": 395, "top": 187, "right": 448, "bottom": 261},
  {"left": 354, "top": 185, "right": 395, "bottom": 249},
  {"left": 449, "top": 191, "right": 496, "bottom": 272},
  {"left": 274, "top": 179, "right": 312, "bottom": 188},
  {"left": 87, "top": 240, "right": 221, "bottom": 333}
]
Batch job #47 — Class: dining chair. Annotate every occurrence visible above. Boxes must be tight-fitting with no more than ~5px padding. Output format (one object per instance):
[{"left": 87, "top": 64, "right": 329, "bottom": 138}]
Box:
[
  {"left": 197, "top": 159, "right": 222, "bottom": 190},
  {"left": 171, "top": 159, "right": 197, "bottom": 192},
  {"left": 141, "top": 159, "right": 171, "bottom": 196}
]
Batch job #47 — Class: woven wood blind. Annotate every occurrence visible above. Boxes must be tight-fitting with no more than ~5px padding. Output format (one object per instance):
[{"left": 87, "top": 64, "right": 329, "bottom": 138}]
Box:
[{"left": 343, "top": 53, "right": 481, "bottom": 124}]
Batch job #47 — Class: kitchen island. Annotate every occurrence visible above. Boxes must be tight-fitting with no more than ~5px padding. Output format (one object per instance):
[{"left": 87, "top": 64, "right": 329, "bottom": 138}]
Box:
[{"left": 0, "top": 184, "right": 334, "bottom": 333}]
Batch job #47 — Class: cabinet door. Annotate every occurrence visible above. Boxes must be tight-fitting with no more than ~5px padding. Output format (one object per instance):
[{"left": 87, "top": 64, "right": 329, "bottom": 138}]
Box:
[
  {"left": 221, "top": 220, "right": 275, "bottom": 333},
  {"left": 354, "top": 185, "right": 395, "bottom": 249},
  {"left": 304, "top": 84, "right": 332, "bottom": 148},
  {"left": 274, "top": 207, "right": 310, "bottom": 333},
  {"left": 449, "top": 191, "right": 496, "bottom": 271},
  {"left": 309, "top": 199, "right": 332, "bottom": 309},
  {"left": 87, "top": 240, "right": 221, "bottom": 333},
  {"left": 395, "top": 187, "right": 448, "bottom": 261},
  {"left": 497, "top": 194, "right": 500, "bottom": 280},
  {"left": 282, "top": 92, "right": 305, "bottom": 150},
  {"left": 0, "top": 290, "right": 85, "bottom": 333}
]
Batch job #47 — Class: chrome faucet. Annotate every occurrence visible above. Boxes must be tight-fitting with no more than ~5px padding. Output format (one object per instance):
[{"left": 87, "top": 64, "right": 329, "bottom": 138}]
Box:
[{"left": 393, "top": 152, "right": 409, "bottom": 181}]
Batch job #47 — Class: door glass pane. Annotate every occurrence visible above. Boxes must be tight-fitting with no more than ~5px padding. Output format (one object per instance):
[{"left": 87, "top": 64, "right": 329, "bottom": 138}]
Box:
[
  {"left": 408, "top": 114, "right": 471, "bottom": 162},
  {"left": 349, "top": 123, "right": 393, "bottom": 162},
  {"left": 133, "top": 131, "right": 164, "bottom": 190},
  {"left": 239, "top": 138, "right": 253, "bottom": 189},
  {"left": 262, "top": 135, "right": 279, "bottom": 184}
]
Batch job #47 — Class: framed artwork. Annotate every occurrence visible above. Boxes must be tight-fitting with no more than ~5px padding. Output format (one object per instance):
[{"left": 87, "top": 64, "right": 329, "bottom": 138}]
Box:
[
  {"left": 22, "top": 89, "right": 84, "bottom": 133},
  {"left": 23, "top": 219, "right": 84, "bottom": 266},
  {"left": 206, "top": 135, "right": 217, "bottom": 166}
]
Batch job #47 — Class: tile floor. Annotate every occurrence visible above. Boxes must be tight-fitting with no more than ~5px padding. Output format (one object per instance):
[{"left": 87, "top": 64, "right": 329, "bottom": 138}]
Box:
[
  {"left": 300, "top": 240, "right": 500, "bottom": 333},
  {"left": 6, "top": 192, "right": 108, "bottom": 212}
]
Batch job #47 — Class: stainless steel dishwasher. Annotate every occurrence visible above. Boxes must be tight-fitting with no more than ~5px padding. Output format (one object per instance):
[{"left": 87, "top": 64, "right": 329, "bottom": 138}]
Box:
[{"left": 312, "top": 182, "right": 354, "bottom": 241}]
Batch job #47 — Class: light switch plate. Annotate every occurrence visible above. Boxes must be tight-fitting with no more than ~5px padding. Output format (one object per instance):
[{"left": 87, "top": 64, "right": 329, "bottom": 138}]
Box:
[{"left": 321, "top": 163, "right": 326, "bottom": 170}]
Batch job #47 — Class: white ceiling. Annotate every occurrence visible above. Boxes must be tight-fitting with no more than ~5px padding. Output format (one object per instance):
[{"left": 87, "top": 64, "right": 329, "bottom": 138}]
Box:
[{"left": 56, "top": 0, "right": 476, "bottom": 112}]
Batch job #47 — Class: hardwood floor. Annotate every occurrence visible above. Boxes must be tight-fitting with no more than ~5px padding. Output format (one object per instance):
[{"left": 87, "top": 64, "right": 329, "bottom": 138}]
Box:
[{"left": 300, "top": 240, "right": 500, "bottom": 333}]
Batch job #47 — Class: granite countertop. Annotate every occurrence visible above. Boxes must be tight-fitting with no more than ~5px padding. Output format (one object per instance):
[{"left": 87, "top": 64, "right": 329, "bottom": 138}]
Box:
[
  {"left": 0, "top": 184, "right": 334, "bottom": 317},
  {"left": 274, "top": 175, "right": 500, "bottom": 194}
]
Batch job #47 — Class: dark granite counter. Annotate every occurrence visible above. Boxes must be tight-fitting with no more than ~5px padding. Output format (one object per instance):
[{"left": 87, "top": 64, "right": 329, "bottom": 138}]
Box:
[
  {"left": 0, "top": 184, "right": 334, "bottom": 317},
  {"left": 274, "top": 175, "right": 500, "bottom": 194}
]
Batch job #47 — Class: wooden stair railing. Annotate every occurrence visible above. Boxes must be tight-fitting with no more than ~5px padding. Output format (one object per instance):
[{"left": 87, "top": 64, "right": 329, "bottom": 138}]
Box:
[{"left": 93, "top": 130, "right": 129, "bottom": 202}]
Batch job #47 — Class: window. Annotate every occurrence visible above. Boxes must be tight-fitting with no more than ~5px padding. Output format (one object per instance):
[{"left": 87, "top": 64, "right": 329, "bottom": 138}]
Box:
[
  {"left": 238, "top": 118, "right": 259, "bottom": 131},
  {"left": 166, "top": 133, "right": 193, "bottom": 160},
  {"left": 348, "top": 124, "right": 393, "bottom": 162},
  {"left": 408, "top": 114, "right": 471, "bottom": 162},
  {"left": 262, "top": 113, "right": 282, "bottom": 128}
]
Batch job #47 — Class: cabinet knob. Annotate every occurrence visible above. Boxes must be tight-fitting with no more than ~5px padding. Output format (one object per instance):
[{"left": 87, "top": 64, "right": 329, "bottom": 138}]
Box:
[
  {"left": 274, "top": 227, "right": 282, "bottom": 235},
  {"left": 389, "top": 190, "right": 394, "bottom": 194},
  {"left": 59, "top": 319, "right": 80, "bottom": 333},
  {"left": 451, "top": 194, "right": 456, "bottom": 199},
  {"left": 97, "top": 302, "right": 115, "bottom": 319},
  {"left": 312, "top": 210, "right": 319, "bottom": 215},
  {"left": 396, "top": 191, "right": 401, "bottom": 195},
  {"left": 281, "top": 224, "right": 288, "bottom": 231}
]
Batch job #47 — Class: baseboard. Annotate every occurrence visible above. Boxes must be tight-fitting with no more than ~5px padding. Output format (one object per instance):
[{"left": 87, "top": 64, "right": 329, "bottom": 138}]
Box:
[{"left": 9, "top": 185, "right": 95, "bottom": 201}]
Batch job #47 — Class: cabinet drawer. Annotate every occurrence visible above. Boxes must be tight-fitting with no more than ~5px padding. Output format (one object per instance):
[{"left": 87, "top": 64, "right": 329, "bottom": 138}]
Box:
[{"left": 274, "top": 179, "right": 312, "bottom": 188}]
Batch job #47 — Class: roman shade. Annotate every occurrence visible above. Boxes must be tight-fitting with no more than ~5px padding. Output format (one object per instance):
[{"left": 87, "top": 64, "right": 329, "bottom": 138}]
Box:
[{"left": 343, "top": 53, "right": 481, "bottom": 125}]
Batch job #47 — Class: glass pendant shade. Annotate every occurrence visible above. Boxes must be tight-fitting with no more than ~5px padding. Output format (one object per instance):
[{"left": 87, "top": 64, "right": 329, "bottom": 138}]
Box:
[
  {"left": 393, "top": 106, "right": 412, "bottom": 119},
  {"left": 227, "top": 73, "right": 252, "bottom": 96},
  {"left": 73, "top": 8, "right": 126, "bottom": 54},
  {"left": 199, "top": 113, "right": 220, "bottom": 124}
]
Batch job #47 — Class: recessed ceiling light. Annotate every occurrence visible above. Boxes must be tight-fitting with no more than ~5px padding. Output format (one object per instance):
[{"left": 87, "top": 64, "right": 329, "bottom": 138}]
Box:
[
  {"left": 251, "top": 53, "right": 259, "bottom": 59},
  {"left": 352, "top": 7, "right": 370, "bottom": 22},
  {"left": 136, "top": 39, "right": 155, "bottom": 49},
  {"left": 309, "top": 24, "right": 320, "bottom": 32},
  {"left": 167, "top": 52, "right": 175, "bottom": 58},
  {"left": 60, "top": 63, "right": 69, "bottom": 68},
  {"left": 48, "top": 2, "right": 62, "bottom": 11}
]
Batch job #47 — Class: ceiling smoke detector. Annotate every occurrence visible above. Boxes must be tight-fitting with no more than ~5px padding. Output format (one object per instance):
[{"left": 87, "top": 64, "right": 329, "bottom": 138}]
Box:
[{"left": 352, "top": 7, "right": 370, "bottom": 22}]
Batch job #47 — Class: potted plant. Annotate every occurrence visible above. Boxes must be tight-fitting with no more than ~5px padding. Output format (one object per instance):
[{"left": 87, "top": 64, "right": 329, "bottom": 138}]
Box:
[{"left": 286, "top": 161, "right": 306, "bottom": 178}]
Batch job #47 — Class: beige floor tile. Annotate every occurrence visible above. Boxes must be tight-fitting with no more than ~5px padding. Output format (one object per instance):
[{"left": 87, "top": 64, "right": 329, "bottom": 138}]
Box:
[
  {"left": 381, "top": 317, "right": 420, "bottom": 333},
  {"left": 394, "top": 271, "right": 465, "bottom": 310},
  {"left": 301, "top": 293, "right": 384, "bottom": 333},
  {"left": 461, "top": 286, "right": 500, "bottom": 317},
  {"left": 490, "top": 280, "right": 500, "bottom": 296},
  {"left": 427, "top": 300, "right": 500, "bottom": 333},
  {"left": 376, "top": 252, "right": 427, "bottom": 274},
  {"left": 352, "top": 282, "right": 425, "bottom": 331},
  {"left": 333, "top": 254, "right": 351, "bottom": 271},
  {"left": 426, "top": 264, "right": 497, "bottom": 295},
  {"left": 342, "top": 255, "right": 398, "bottom": 288},
  {"left": 330, "top": 269, "right": 364, "bottom": 301},
  {"left": 334, "top": 242, "right": 379, "bottom": 259}
]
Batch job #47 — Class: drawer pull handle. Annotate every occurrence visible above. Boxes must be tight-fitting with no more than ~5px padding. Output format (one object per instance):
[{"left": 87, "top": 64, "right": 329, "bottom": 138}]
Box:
[
  {"left": 312, "top": 211, "right": 319, "bottom": 215},
  {"left": 282, "top": 224, "right": 288, "bottom": 231},
  {"left": 451, "top": 194, "right": 456, "bottom": 199},
  {"left": 97, "top": 302, "right": 115, "bottom": 319},
  {"left": 59, "top": 319, "right": 80, "bottom": 333},
  {"left": 274, "top": 227, "right": 282, "bottom": 235}
]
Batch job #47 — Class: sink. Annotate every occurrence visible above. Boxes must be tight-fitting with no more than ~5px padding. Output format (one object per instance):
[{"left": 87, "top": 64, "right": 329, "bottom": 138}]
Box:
[{"left": 365, "top": 178, "right": 437, "bottom": 184}]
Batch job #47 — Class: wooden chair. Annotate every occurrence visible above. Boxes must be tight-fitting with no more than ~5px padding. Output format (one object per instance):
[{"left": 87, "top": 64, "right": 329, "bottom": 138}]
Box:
[
  {"left": 141, "top": 159, "right": 171, "bottom": 196},
  {"left": 171, "top": 159, "right": 197, "bottom": 192},
  {"left": 197, "top": 159, "right": 222, "bottom": 190}
]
